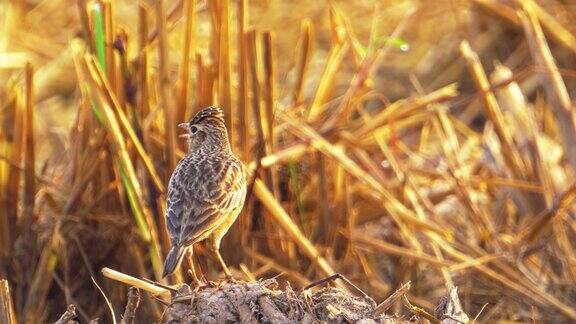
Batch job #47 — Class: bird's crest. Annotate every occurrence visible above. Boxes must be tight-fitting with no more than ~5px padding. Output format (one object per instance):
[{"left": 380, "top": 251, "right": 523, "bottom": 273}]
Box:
[{"left": 190, "top": 106, "right": 225, "bottom": 125}]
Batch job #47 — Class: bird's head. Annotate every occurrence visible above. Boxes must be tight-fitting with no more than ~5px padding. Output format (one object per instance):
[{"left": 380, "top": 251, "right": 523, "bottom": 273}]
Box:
[{"left": 179, "top": 106, "right": 230, "bottom": 153}]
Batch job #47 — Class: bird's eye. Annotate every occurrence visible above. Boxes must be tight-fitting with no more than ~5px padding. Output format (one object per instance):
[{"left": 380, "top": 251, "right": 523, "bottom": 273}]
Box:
[{"left": 190, "top": 126, "right": 198, "bottom": 134}]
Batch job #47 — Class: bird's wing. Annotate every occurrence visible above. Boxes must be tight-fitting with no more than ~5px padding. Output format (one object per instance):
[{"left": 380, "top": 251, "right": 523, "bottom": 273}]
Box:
[
  {"left": 166, "top": 157, "right": 193, "bottom": 245},
  {"left": 178, "top": 158, "right": 246, "bottom": 246}
]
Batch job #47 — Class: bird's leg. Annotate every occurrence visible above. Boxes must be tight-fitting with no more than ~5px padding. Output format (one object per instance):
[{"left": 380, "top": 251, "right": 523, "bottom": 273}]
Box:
[
  {"left": 209, "top": 239, "right": 235, "bottom": 281},
  {"left": 186, "top": 248, "right": 203, "bottom": 287},
  {"left": 215, "top": 249, "right": 234, "bottom": 280}
]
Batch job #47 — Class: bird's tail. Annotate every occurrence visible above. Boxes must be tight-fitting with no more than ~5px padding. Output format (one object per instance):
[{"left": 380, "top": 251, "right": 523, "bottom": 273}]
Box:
[{"left": 162, "top": 245, "right": 186, "bottom": 278}]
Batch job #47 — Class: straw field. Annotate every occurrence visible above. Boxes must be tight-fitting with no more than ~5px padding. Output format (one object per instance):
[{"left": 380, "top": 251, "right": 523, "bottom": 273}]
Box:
[{"left": 1, "top": 0, "right": 576, "bottom": 322}]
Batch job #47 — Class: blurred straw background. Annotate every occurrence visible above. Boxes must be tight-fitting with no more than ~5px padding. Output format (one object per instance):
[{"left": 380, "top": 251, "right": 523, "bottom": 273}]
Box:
[{"left": 1, "top": 0, "right": 576, "bottom": 322}]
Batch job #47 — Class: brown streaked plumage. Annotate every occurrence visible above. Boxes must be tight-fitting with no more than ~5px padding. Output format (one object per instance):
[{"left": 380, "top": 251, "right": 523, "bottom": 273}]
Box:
[{"left": 162, "top": 106, "right": 246, "bottom": 279}]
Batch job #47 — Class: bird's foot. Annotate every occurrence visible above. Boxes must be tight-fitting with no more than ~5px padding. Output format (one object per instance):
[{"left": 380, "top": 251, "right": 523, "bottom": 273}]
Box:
[
  {"left": 191, "top": 284, "right": 208, "bottom": 293},
  {"left": 206, "top": 280, "right": 220, "bottom": 288},
  {"left": 224, "top": 273, "right": 244, "bottom": 284},
  {"left": 187, "top": 270, "right": 207, "bottom": 290}
]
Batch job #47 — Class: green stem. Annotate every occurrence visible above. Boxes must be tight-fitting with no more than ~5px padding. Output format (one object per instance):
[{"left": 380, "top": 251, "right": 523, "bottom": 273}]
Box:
[{"left": 92, "top": 3, "right": 107, "bottom": 71}]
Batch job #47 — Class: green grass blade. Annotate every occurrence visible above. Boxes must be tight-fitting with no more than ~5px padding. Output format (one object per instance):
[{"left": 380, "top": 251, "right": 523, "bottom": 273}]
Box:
[{"left": 92, "top": 3, "right": 107, "bottom": 70}]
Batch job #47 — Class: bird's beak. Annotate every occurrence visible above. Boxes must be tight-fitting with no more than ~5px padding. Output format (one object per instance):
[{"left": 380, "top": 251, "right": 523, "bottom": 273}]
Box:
[{"left": 178, "top": 123, "right": 190, "bottom": 139}]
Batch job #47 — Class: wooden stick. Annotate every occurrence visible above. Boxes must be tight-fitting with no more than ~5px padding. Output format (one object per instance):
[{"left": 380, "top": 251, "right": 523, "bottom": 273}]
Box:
[
  {"left": 301, "top": 273, "right": 372, "bottom": 302},
  {"left": 22, "top": 62, "right": 35, "bottom": 236},
  {"left": 307, "top": 42, "right": 349, "bottom": 122},
  {"left": 0, "top": 280, "right": 17, "bottom": 324},
  {"left": 218, "top": 0, "right": 233, "bottom": 140},
  {"left": 138, "top": 4, "right": 150, "bottom": 117},
  {"left": 460, "top": 41, "right": 527, "bottom": 181},
  {"left": 519, "top": 5, "right": 576, "bottom": 172},
  {"left": 103, "top": 1, "right": 116, "bottom": 90},
  {"left": 77, "top": 0, "right": 95, "bottom": 53},
  {"left": 403, "top": 296, "right": 440, "bottom": 324},
  {"left": 157, "top": 0, "right": 178, "bottom": 173},
  {"left": 101, "top": 267, "right": 171, "bottom": 299},
  {"left": 236, "top": 0, "right": 249, "bottom": 161},
  {"left": 176, "top": 0, "right": 196, "bottom": 125},
  {"left": 261, "top": 31, "right": 280, "bottom": 199},
  {"left": 374, "top": 281, "right": 411, "bottom": 315},
  {"left": 120, "top": 288, "right": 141, "bottom": 324},
  {"left": 293, "top": 19, "right": 313, "bottom": 105},
  {"left": 54, "top": 304, "right": 77, "bottom": 324}
]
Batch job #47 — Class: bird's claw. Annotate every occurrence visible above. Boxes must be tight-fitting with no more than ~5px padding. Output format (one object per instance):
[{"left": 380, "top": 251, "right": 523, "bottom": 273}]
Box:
[
  {"left": 192, "top": 284, "right": 208, "bottom": 293},
  {"left": 224, "top": 275, "right": 239, "bottom": 283}
]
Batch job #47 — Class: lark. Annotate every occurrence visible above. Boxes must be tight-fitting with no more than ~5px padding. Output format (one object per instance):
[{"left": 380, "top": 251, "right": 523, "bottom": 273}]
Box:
[{"left": 162, "top": 107, "right": 246, "bottom": 280}]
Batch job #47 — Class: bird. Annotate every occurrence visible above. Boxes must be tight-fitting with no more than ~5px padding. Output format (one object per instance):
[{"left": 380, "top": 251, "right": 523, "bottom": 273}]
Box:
[{"left": 162, "top": 106, "right": 247, "bottom": 280}]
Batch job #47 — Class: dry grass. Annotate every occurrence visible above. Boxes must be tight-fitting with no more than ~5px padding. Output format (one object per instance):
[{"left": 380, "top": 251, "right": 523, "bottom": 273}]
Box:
[{"left": 1, "top": 0, "right": 576, "bottom": 322}]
